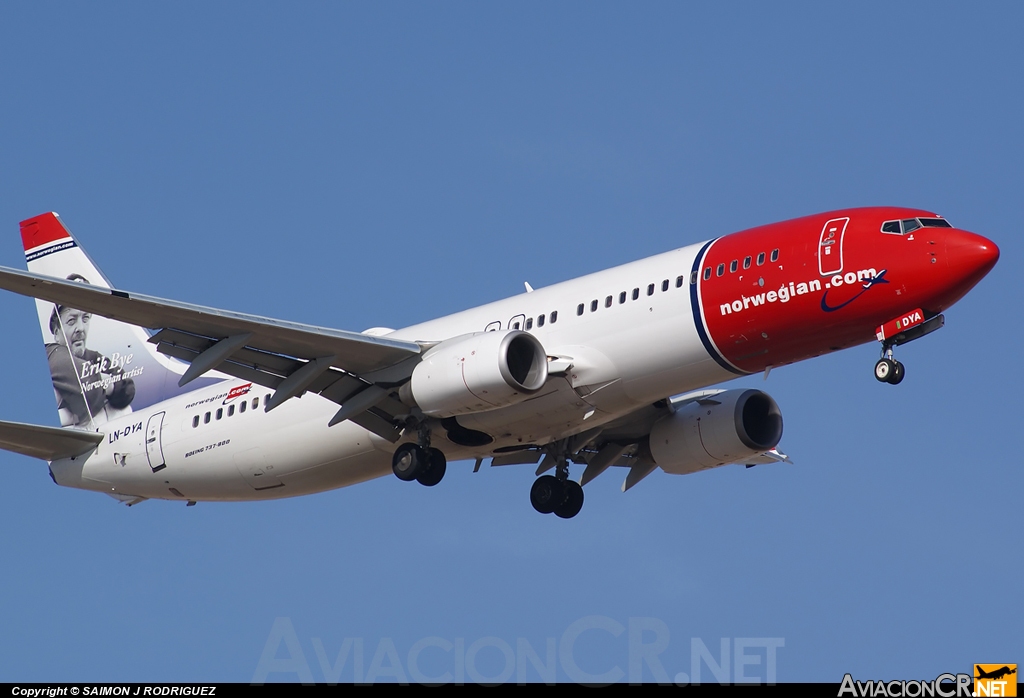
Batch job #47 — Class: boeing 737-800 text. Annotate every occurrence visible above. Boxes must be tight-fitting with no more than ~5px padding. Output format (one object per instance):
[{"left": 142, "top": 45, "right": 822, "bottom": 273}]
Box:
[{"left": 0, "top": 208, "right": 998, "bottom": 517}]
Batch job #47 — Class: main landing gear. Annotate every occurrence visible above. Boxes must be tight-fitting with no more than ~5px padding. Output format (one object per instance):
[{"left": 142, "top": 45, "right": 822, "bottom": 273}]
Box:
[
  {"left": 874, "top": 344, "right": 905, "bottom": 385},
  {"left": 391, "top": 428, "right": 447, "bottom": 487},
  {"left": 530, "top": 458, "right": 584, "bottom": 519}
]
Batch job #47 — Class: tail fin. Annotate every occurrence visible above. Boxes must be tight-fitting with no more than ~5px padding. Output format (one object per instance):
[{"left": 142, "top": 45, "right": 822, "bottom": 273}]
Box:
[{"left": 21, "top": 212, "right": 223, "bottom": 429}]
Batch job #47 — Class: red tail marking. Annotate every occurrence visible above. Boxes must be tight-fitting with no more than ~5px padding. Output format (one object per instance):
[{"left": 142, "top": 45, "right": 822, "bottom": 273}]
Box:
[{"left": 19, "top": 212, "right": 70, "bottom": 252}]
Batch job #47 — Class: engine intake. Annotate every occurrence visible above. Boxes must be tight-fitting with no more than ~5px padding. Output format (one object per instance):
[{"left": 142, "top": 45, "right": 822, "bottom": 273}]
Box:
[
  {"left": 648, "top": 389, "right": 783, "bottom": 475},
  {"left": 406, "top": 330, "right": 548, "bottom": 417}
]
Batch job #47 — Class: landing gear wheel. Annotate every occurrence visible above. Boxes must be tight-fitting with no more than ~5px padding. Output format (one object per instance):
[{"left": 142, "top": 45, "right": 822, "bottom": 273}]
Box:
[
  {"left": 554, "top": 481, "right": 584, "bottom": 519},
  {"left": 392, "top": 443, "right": 426, "bottom": 481},
  {"left": 530, "top": 475, "right": 563, "bottom": 514},
  {"left": 416, "top": 448, "right": 447, "bottom": 487},
  {"left": 874, "top": 358, "right": 896, "bottom": 383},
  {"left": 888, "top": 361, "right": 905, "bottom": 385}
]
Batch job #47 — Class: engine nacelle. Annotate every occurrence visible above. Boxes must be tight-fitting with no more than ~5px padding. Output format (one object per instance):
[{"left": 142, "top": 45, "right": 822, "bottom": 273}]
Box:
[
  {"left": 648, "top": 389, "right": 783, "bottom": 475},
  {"left": 406, "top": 330, "right": 548, "bottom": 417}
]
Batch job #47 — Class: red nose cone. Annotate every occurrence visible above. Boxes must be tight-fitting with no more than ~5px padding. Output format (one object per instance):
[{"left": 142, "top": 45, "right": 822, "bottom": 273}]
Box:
[{"left": 945, "top": 229, "right": 999, "bottom": 292}]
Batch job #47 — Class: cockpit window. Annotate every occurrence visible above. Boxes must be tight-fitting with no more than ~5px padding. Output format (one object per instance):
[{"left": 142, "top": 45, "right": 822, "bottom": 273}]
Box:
[
  {"left": 881, "top": 220, "right": 902, "bottom": 234},
  {"left": 919, "top": 218, "right": 952, "bottom": 228},
  {"left": 902, "top": 218, "right": 922, "bottom": 234}
]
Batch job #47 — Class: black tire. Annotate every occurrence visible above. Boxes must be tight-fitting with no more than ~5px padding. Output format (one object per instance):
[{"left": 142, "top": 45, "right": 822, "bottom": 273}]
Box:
[
  {"left": 554, "top": 481, "right": 584, "bottom": 519},
  {"left": 392, "top": 443, "right": 425, "bottom": 481},
  {"left": 888, "top": 361, "right": 905, "bottom": 385},
  {"left": 416, "top": 448, "right": 447, "bottom": 487},
  {"left": 874, "top": 358, "right": 895, "bottom": 383},
  {"left": 530, "top": 475, "right": 563, "bottom": 515}
]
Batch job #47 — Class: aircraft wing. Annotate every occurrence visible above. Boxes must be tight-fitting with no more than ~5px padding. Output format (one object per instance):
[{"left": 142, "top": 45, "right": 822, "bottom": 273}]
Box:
[
  {"left": 0, "top": 419, "right": 103, "bottom": 461},
  {"left": 0, "top": 265, "right": 423, "bottom": 440}
]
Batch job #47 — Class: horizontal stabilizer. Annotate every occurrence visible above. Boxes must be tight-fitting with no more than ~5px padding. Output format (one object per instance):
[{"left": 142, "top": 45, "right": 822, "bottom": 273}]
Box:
[{"left": 0, "top": 419, "right": 102, "bottom": 461}]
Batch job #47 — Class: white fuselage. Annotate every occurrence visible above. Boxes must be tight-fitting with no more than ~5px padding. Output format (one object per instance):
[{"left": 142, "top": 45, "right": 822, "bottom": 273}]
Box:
[{"left": 51, "top": 240, "right": 733, "bottom": 502}]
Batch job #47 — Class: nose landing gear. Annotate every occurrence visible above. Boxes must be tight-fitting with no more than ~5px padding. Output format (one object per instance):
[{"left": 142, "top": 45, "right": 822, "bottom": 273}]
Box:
[{"left": 874, "top": 345, "right": 905, "bottom": 385}]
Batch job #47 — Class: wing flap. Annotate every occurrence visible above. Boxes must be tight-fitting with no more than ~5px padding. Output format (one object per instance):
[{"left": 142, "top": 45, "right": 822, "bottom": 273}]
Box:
[{"left": 0, "top": 419, "right": 103, "bottom": 461}]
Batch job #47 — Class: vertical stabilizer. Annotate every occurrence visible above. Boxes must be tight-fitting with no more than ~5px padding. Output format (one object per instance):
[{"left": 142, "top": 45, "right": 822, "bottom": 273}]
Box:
[{"left": 20, "top": 212, "right": 222, "bottom": 429}]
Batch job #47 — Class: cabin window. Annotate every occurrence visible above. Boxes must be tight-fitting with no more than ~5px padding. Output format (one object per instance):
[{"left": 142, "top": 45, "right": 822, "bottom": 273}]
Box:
[
  {"left": 770, "top": 248, "right": 779, "bottom": 262},
  {"left": 743, "top": 256, "right": 751, "bottom": 269},
  {"left": 204, "top": 412, "right": 211, "bottom": 424},
  {"left": 550, "top": 310, "right": 557, "bottom": 323},
  {"left": 591, "top": 299, "right": 599, "bottom": 312},
  {"left": 647, "top": 283, "right": 655, "bottom": 296},
  {"left": 662, "top": 279, "right": 670, "bottom": 291},
  {"left": 228, "top": 404, "right": 235, "bottom": 417},
  {"left": 240, "top": 401, "right": 247, "bottom": 414},
  {"left": 717, "top": 263, "right": 725, "bottom": 277},
  {"left": 537, "top": 314, "right": 545, "bottom": 327},
  {"left": 730, "top": 260, "right": 738, "bottom": 273},
  {"left": 757, "top": 252, "right": 765, "bottom": 266},
  {"left": 605, "top": 296, "right": 612, "bottom": 308},
  {"left": 192, "top": 415, "right": 199, "bottom": 428},
  {"left": 703, "top": 267, "right": 711, "bottom": 280},
  {"left": 632, "top": 288, "right": 639, "bottom": 301},
  {"left": 577, "top": 303, "right": 584, "bottom": 316},
  {"left": 526, "top": 317, "right": 533, "bottom": 330},
  {"left": 216, "top": 408, "right": 223, "bottom": 420}
]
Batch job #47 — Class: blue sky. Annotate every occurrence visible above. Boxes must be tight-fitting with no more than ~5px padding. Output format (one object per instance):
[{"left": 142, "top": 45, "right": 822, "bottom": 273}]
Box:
[{"left": 0, "top": 3, "right": 1020, "bottom": 683}]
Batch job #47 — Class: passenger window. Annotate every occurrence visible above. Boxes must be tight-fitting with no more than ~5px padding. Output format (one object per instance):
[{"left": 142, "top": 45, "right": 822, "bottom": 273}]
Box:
[
  {"left": 743, "top": 256, "right": 751, "bottom": 269},
  {"left": 676, "top": 275, "right": 685, "bottom": 287},
  {"left": 253, "top": 397, "right": 259, "bottom": 410},
  {"left": 605, "top": 296, "right": 612, "bottom": 308},
  {"left": 703, "top": 267, "right": 711, "bottom": 280},
  {"left": 512, "top": 321, "right": 520, "bottom": 329},
  {"left": 204, "top": 412, "right": 211, "bottom": 424},
  {"left": 577, "top": 303, "right": 584, "bottom": 316},
  {"left": 757, "top": 252, "right": 765, "bottom": 266},
  {"left": 192, "top": 415, "right": 199, "bottom": 428},
  {"left": 632, "top": 288, "right": 639, "bottom": 301},
  {"left": 526, "top": 317, "right": 533, "bottom": 330},
  {"left": 730, "top": 260, "right": 738, "bottom": 273},
  {"left": 688, "top": 272, "right": 696, "bottom": 285},
  {"left": 619, "top": 292, "right": 626, "bottom": 304},
  {"left": 591, "top": 300, "right": 598, "bottom": 312},
  {"left": 881, "top": 220, "right": 902, "bottom": 234},
  {"left": 216, "top": 408, "right": 223, "bottom": 420},
  {"left": 770, "top": 248, "right": 779, "bottom": 262},
  {"left": 717, "top": 263, "right": 725, "bottom": 277},
  {"left": 228, "top": 404, "right": 234, "bottom": 417},
  {"left": 550, "top": 310, "right": 557, "bottom": 323},
  {"left": 647, "top": 283, "right": 655, "bottom": 296},
  {"left": 902, "top": 218, "right": 922, "bottom": 233},
  {"left": 662, "top": 279, "right": 670, "bottom": 292},
  {"left": 537, "top": 314, "right": 545, "bottom": 327},
  {"left": 240, "top": 401, "right": 247, "bottom": 414}
]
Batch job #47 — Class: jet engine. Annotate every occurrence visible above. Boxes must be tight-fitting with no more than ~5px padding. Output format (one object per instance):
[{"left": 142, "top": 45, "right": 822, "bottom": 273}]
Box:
[
  {"left": 403, "top": 330, "right": 548, "bottom": 417},
  {"left": 647, "top": 389, "right": 783, "bottom": 475}
]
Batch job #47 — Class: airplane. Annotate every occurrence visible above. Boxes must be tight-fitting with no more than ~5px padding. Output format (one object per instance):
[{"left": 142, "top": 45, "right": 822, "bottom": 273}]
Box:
[{"left": 0, "top": 207, "right": 999, "bottom": 518}]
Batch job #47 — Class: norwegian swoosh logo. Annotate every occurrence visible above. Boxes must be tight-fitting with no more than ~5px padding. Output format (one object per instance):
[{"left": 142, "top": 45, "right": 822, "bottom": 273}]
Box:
[{"left": 820, "top": 269, "right": 889, "bottom": 312}]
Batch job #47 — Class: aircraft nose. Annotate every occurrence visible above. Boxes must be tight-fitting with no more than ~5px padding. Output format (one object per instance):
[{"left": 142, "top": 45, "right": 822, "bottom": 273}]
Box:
[{"left": 945, "top": 229, "right": 999, "bottom": 287}]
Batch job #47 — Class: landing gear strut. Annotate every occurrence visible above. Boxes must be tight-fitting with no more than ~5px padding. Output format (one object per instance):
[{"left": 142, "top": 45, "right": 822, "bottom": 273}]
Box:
[
  {"left": 391, "top": 427, "right": 447, "bottom": 486},
  {"left": 874, "top": 344, "right": 905, "bottom": 385},
  {"left": 530, "top": 457, "right": 584, "bottom": 518}
]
